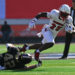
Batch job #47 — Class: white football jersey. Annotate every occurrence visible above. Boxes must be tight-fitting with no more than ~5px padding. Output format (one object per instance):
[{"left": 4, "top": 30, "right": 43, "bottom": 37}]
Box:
[{"left": 46, "top": 9, "right": 73, "bottom": 38}]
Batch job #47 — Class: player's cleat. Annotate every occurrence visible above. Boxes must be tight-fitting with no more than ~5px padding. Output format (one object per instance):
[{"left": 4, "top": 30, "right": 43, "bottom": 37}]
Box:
[
  {"left": 38, "top": 60, "right": 42, "bottom": 67},
  {"left": 20, "top": 44, "right": 28, "bottom": 52},
  {"left": 34, "top": 50, "right": 42, "bottom": 67},
  {"left": 59, "top": 56, "right": 67, "bottom": 59}
]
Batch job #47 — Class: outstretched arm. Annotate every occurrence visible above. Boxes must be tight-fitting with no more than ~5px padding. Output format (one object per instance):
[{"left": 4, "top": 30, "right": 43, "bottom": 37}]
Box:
[
  {"left": 24, "top": 64, "right": 38, "bottom": 70},
  {"left": 29, "top": 12, "right": 47, "bottom": 28},
  {"left": 15, "top": 64, "right": 39, "bottom": 70},
  {"left": 20, "top": 60, "right": 42, "bottom": 70}
]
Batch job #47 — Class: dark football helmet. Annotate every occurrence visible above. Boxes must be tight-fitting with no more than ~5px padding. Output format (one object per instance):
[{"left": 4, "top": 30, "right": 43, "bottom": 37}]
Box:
[{"left": 18, "top": 53, "right": 32, "bottom": 64}]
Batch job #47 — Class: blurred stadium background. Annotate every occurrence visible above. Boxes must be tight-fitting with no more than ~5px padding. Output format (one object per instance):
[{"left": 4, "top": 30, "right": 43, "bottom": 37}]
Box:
[{"left": 0, "top": 0, "right": 75, "bottom": 44}]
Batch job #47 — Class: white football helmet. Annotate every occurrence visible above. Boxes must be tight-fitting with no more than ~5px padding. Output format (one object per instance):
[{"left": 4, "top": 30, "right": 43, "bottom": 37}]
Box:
[
  {"left": 59, "top": 4, "right": 70, "bottom": 14},
  {"left": 59, "top": 4, "right": 70, "bottom": 19}
]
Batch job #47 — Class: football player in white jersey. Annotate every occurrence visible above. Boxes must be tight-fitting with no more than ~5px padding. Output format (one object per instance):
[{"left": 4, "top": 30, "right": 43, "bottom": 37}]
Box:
[{"left": 21, "top": 4, "right": 75, "bottom": 66}]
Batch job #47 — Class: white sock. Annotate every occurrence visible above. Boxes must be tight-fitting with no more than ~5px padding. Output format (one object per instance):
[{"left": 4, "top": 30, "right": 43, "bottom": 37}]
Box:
[
  {"left": 26, "top": 46, "right": 29, "bottom": 50},
  {"left": 36, "top": 49, "right": 40, "bottom": 53}
]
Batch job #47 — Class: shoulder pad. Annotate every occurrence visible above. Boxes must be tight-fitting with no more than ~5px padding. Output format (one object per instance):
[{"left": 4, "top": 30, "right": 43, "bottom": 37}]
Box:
[{"left": 47, "top": 9, "right": 59, "bottom": 18}]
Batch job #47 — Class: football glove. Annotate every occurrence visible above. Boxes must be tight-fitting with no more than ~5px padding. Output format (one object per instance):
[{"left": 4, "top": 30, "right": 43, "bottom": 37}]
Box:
[
  {"left": 37, "top": 32, "right": 42, "bottom": 37},
  {"left": 29, "top": 18, "right": 37, "bottom": 28},
  {"left": 65, "top": 24, "right": 75, "bottom": 33}
]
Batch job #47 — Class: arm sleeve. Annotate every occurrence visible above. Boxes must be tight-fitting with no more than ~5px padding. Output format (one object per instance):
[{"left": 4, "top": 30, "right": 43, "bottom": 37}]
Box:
[
  {"left": 24, "top": 65, "right": 38, "bottom": 70},
  {"left": 14, "top": 65, "right": 38, "bottom": 70},
  {"left": 35, "top": 12, "right": 47, "bottom": 19}
]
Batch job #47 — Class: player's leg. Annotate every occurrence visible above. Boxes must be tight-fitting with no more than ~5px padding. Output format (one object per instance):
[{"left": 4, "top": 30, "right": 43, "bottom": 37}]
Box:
[
  {"left": 21, "top": 25, "right": 55, "bottom": 65},
  {"left": 61, "top": 32, "right": 72, "bottom": 59},
  {"left": 20, "top": 43, "right": 43, "bottom": 52},
  {"left": 29, "top": 43, "right": 42, "bottom": 49},
  {"left": 34, "top": 43, "right": 54, "bottom": 62},
  {"left": 34, "top": 29, "right": 54, "bottom": 64},
  {"left": 20, "top": 25, "right": 54, "bottom": 52}
]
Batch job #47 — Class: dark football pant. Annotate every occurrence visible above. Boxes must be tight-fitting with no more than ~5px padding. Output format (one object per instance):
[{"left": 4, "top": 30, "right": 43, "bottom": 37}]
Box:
[
  {"left": 29, "top": 43, "right": 54, "bottom": 61},
  {"left": 0, "top": 56, "right": 4, "bottom": 66},
  {"left": 62, "top": 32, "right": 72, "bottom": 58}
]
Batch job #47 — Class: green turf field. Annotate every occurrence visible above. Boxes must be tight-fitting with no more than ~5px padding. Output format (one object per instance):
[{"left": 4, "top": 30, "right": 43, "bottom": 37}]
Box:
[
  {"left": 0, "top": 43, "right": 74, "bottom": 53},
  {"left": 0, "top": 60, "right": 75, "bottom": 75},
  {"left": 0, "top": 43, "right": 75, "bottom": 75}
]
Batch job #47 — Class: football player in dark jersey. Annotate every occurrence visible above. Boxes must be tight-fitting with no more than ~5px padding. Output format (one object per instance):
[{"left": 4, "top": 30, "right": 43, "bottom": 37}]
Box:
[{"left": 0, "top": 43, "right": 39, "bottom": 70}]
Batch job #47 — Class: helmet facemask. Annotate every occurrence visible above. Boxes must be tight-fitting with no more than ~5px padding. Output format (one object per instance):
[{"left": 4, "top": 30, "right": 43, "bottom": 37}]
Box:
[
  {"left": 18, "top": 54, "right": 32, "bottom": 64},
  {"left": 59, "top": 4, "right": 70, "bottom": 20},
  {"left": 60, "top": 11, "right": 69, "bottom": 20}
]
